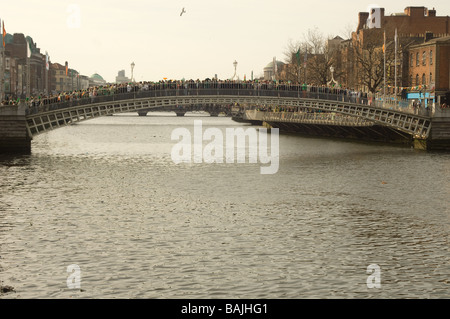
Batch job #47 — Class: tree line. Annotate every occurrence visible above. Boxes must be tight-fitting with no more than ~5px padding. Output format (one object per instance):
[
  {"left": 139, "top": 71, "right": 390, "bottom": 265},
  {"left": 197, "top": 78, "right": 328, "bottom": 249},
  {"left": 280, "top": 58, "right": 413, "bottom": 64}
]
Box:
[{"left": 280, "top": 27, "right": 400, "bottom": 94}]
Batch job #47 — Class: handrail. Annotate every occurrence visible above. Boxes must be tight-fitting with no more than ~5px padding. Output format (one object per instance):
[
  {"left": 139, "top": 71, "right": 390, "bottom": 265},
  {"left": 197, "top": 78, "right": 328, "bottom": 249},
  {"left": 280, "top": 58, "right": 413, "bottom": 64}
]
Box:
[
  {"left": 262, "top": 111, "right": 373, "bottom": 126},
  {"left": 21, "top": 83, "right": 432, "bottom": 118}
]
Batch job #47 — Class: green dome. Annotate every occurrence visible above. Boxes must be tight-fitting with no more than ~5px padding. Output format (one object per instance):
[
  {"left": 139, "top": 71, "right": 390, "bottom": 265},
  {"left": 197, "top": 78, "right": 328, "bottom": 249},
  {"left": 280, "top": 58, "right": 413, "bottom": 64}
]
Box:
[{"left": 90, "top": 73, "right": 105, "bottom": 81}]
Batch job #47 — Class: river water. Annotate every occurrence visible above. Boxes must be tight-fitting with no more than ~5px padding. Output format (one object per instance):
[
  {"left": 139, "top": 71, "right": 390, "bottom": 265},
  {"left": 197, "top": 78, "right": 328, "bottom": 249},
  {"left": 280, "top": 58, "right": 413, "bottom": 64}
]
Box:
[{"left": 0, "top": 113, "right": 448, "bottom": 299}]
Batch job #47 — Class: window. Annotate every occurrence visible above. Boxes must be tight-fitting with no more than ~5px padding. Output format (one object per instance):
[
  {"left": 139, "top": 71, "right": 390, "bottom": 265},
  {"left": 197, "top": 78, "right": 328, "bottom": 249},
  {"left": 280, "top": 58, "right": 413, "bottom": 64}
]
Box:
[
  {"left": 422, "top": 51, "right": 427, "bottom": 66},
  {"left": 410, "top": 53, "right": 414, "bottom": 66},
  {"left": 415, "top": 74, "right": 419, "bottom": 85},
  {"left": 416, "top": 52, "right": 419, "bottom": 66},
  {"left": 430, "top": 50, "right": 433, "bottom": 65},
  {"left": 430, "top": 73, "right": 433, "bottom": 84},
  {"left": 422, "top": 73, "right": 426, "bottom": 85},
  {"left": 410, "top": 75, "right": 413, "bottom": 86}
]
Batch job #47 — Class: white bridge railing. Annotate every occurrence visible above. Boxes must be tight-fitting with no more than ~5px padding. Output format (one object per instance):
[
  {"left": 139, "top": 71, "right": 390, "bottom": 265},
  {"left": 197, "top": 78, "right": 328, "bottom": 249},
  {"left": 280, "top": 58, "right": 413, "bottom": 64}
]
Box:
[{"left": 24, "top": 92, "right": 432, "bottom": 139}]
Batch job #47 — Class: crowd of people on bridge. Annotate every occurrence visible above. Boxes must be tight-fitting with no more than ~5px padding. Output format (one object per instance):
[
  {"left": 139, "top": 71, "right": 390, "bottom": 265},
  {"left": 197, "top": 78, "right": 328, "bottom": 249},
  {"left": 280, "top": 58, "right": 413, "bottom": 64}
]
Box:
[
  {"left": 0, "top": 78, "right": 442, "bottom": 117},
  {"left": 1, "top": 78, "right": 373, "bottom": 108}
]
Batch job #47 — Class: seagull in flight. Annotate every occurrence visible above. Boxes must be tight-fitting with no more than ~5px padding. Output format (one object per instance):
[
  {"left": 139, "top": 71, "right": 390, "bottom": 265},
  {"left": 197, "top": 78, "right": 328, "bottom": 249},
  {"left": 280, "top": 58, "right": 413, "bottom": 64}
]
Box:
[{"left": 180, "top": 7, "right": 186, "bottom": 16}]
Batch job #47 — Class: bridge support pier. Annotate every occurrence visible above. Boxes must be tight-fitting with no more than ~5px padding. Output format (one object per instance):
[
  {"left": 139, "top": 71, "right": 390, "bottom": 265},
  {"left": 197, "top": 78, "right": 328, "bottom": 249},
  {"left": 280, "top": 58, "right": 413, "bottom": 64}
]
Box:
[
  {"left": 420, "top": 108, "right": 450, "bottom": 150},
  {"left": 413, "top": 138, "right": 428, "bottom": 150},
  {"left": 175, "top": 112, "right": 186, "bottom": 117},
  {"left": 0, "top": 102, "right": 31, "bottom": 154},
  {"left": 138, "top": 111, "right": 148, "bottom": 117}
]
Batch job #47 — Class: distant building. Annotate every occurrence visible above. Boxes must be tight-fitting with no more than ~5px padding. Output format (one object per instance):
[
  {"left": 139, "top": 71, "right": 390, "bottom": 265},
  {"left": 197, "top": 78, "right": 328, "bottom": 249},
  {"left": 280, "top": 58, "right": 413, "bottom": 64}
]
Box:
[
  {"left": 50, "top": 63, "right": 69, "bottom": 93},
  {"left": 26, "top": 36, "right": 47, "bottom": 96},
  {"left": 67, "top": 68, "right": 80, "bottom": 91},
  {"left": 115, "top": 70, "right": 130, "bottom": 83},
  {"left": 1, "top": 32, "right": 92, "bottom": 98},
  {"left": 89, "top": 73, "right": 107, "bottom": 86},
  {"left": 4, "top": 33, "right": 47, "bottom": 97},
  {"left": 79, "top": 75, "right": 90, "bottom": 90},
  {"left": 263, "top": 60, "right": 285, "bottom": 81},
  {"left": 327, "top": 36, "right": 344, "bottom": 56}
]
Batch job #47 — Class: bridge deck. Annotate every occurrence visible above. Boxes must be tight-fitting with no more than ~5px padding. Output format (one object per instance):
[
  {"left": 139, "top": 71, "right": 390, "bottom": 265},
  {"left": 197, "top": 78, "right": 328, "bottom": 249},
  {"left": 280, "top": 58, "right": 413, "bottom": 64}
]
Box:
[{"left": 22, "top": 88, "right": 432, "bottom": 138}]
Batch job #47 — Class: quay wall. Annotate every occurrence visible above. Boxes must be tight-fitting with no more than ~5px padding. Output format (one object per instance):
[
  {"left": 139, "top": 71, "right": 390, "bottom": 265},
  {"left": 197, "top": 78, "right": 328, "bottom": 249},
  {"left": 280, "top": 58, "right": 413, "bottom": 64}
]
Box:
[{"left": 0, "top": 103, "right": 31, "bottom": 154}]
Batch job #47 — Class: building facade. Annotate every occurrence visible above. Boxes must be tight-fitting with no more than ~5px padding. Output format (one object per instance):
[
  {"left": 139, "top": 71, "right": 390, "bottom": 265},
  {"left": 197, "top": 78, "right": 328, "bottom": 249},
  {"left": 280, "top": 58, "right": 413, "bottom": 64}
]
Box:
[
  {"left": 263, "top": 60, "right": 285, "bottom": 81},
  {"left": 2, "top": 32, "right": 93, "bottom": 99},
  {"left": 116, "top": 70, "right": 130, "bottom": 83},
  {"left": 335, "top": 6, "right": 450, "bottom": 94},
  {"left": 357, "top": 6, "right": 450, "bottom": 41},
  {"left": 89, "top": 73, "right": 107, "bottom": 87},
  {"left": 51, "top": 63, "right": 68, "bottom": 93},
  {"left": 408, "top": 35, "right": 450, "bottom": 98}
]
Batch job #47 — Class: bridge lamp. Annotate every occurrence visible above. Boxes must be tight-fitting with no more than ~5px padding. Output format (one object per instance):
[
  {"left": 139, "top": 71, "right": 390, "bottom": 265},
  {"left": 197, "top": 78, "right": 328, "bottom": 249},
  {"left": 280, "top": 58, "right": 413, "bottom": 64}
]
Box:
[
  {"left": 232, "top": 60, "right": 238, "bottom": 80},
  {"left": 328, "top": 66, "right": 338, "bottom": 87},
  {"left": 131, "top": 62, "right": 135, "bottom": 82}
]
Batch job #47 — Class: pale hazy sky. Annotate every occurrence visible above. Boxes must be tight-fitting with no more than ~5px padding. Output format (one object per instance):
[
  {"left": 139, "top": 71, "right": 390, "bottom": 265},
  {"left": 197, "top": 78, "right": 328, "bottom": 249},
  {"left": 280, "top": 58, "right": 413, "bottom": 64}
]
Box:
[{"left": 2, "top": 0, "right": 450, "bottom": 82}]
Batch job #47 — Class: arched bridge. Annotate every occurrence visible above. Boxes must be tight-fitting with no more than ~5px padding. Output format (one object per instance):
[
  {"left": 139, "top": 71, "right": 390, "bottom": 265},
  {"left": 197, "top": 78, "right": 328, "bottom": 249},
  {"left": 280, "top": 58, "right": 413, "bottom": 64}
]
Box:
[{"left": 23, "top": 86, "right": 432, "bottom": 139}]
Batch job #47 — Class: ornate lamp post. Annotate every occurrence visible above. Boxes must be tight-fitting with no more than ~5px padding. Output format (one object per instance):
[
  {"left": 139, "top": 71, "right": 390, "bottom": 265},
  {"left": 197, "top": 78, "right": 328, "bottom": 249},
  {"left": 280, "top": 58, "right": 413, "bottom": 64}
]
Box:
[
  {"left": 131, "top": 62, "right": 135, "bottom": 82},
  {"left": 327, "top": 66, "right": 338, "bottom": 87},
  {"left": 231, "top": 60, "right": 238, "bottom": 81}
]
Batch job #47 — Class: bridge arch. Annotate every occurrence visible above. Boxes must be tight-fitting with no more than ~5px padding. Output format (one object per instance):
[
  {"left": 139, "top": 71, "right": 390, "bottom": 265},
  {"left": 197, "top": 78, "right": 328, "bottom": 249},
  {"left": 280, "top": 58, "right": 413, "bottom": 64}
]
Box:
[
  {"left": 25, "top": 89, "right": 431, "bottom": 139},
  {"left": 241, "top": 97, "right": 431, "bottom": 138}
]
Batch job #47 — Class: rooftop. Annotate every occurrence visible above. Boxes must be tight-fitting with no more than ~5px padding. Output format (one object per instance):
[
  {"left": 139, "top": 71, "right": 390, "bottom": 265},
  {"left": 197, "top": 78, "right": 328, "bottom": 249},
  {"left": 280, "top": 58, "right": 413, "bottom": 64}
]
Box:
[
  {"left": 264, "top": 61, "right": 285, "bottom": 69},
  {"left": 90, "top": 73, "right": 105, "bottom": 81},
  {"left": 410, "top": 35, "right": 450, "bottom": 47}
]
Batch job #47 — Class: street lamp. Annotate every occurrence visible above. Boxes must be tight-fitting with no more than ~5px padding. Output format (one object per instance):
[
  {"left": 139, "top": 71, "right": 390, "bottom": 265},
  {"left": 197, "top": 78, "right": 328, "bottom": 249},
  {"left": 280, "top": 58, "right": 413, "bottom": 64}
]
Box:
[
  {"left": 131, "top": 62, "right": 135, "bottom": 82},
  {"left": 231, "top": 60, "right": 238, "bottom": 80},
  {"left": 327, "top": 66, "right": 338, "bottom": 87}
]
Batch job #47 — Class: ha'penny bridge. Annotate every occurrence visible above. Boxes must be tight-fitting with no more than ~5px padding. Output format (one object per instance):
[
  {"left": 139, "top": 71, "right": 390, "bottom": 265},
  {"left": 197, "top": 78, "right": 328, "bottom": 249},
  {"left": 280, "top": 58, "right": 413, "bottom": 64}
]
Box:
[{"left": 1, "top": 83, "right": 450, "bottom": 153}]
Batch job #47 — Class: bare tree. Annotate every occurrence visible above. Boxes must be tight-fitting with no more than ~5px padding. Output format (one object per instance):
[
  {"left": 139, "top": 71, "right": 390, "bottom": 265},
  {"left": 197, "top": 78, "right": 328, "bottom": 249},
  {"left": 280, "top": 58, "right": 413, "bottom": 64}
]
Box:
[
  {"left": 281, "top": 28, "right": 347, "bottom": 86},
  {"left": 307, "top": 43, "right": 344, "bottom": 86},
  {"left": 340, "top": 23, "right": 357, "bottom": 40},
  {"left": 354, "top": 31, "right": 395, "bottom": 93},
  {"left": 282, "top": 39, "right": 302, "bottom": 83},
  {"left": 281, "top": 29, "right": 330, "bottom": 84},
  {"left": 303, "top": 27, "right": 326, "bottom": 54}
]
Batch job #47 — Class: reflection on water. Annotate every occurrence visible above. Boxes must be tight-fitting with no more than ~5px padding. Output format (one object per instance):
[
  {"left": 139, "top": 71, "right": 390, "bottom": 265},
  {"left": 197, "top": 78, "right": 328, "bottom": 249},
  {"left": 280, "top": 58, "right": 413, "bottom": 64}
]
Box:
[{"left": 0, "top": 113, "right": 449, "bottom": 299}]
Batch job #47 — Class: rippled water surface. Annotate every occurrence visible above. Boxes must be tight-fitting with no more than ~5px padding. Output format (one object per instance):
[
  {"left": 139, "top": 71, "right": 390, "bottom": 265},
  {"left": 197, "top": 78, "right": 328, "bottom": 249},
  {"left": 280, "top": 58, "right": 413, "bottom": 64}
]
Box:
[{"left": 0, "top": 114, "right": 449, "bottom": 299}]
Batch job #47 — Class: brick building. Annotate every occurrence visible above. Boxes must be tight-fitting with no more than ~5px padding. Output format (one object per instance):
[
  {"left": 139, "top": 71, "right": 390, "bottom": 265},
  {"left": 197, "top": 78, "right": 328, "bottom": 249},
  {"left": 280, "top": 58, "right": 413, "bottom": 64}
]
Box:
[
  {"left": 50, "top": 63, "right": 65, "bottom": 93},
  {"left": 335, "top": 6, "right": 450, "bottom": 95},
  {"left": 2, "top": 32, "right": 88, "bottom": 99},
  {"left": 50, "top": 63, "right": 81, "bottom": 92},
  {"left": 4, "top": 33, "right": 27, "bottom": 97},
  {"left": 408, "top": 35, "right": 450, "bottom": 99},
  {"left": 4, "top": 33, "right": 48, "bottom": 97},
  {"left": 27, "top": 36, "right": 47, "bottom": 95},
  {"left": 357, "top": 7, "right": 450, "bottom": 42}
]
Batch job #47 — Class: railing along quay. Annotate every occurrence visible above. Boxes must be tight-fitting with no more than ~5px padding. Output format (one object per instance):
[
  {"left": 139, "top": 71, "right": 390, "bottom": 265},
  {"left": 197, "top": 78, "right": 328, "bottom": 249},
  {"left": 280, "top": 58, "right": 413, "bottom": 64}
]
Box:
[{"left": 262, "top": 112, "right": 374, "bottom": 126}]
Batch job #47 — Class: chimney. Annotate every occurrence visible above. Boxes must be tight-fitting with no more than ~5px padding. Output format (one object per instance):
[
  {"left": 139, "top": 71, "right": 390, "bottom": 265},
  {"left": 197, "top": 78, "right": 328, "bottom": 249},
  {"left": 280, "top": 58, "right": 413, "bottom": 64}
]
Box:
[
  {"left": 405, "top": 7, "right": 426, "bottom": 18},
  {"left": 13, "top": 33, "right": 26, "bottom": 45},
  {"left": 425, "top": 32, "right": 433, "bottom": 42},
  {"left": 358, "top": 12, "right": 370, "bottom": 31}
]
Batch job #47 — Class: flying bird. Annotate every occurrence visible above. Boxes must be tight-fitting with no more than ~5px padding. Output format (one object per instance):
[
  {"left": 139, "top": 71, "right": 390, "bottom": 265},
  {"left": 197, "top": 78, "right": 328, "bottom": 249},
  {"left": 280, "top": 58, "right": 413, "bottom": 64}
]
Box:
[{"left": 180, "top": 7, "right": 186, "bottom": 16}]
